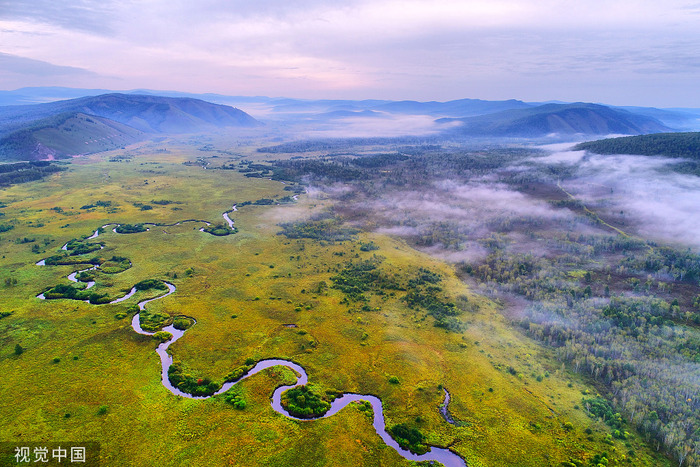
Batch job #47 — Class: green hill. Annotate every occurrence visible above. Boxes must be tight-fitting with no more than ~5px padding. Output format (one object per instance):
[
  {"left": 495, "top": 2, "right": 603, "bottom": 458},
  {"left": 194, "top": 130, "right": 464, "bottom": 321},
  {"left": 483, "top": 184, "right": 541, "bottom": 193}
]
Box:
[
  {"left": 0, "top": 93, "right": 261, "bottom": 137},
  {"left": 0, "top": 112, "right": 144, "bottom": 161}
]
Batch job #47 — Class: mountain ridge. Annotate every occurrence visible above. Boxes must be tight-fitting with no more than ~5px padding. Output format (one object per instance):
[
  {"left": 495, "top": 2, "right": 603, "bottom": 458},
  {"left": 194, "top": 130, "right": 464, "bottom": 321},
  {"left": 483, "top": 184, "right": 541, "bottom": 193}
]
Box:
[
  {"left": 438, "top": 102, "right": 672, "bottom": 137},
  {"left": 0, "top": 93, "right": 260, "bottom": 161}
]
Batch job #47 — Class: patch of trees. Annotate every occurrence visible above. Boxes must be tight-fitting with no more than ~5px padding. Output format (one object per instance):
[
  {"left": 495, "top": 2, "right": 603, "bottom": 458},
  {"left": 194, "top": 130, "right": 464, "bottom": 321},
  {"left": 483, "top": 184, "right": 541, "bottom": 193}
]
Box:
[
  {"left": 100, "top": 256, "right": 131, "bottom": 274},
  {"left": 115, "top": 223, "right": 147, "bottom": 234},
  {"left": 348, "top": 153, "right": 410, "bottom": 168},
  {"left": 575, "top": 132, "right": 700, "bottom": 159},
  {"left": 280, "top": 385, "right": 331, "bottom": 418},
  {"left": 0, "top": 161, "right": 62, "bottom": 185},
  {"left": 620, "top": 246, "right": 700, "bottom": 284},
  {"left": 253, "top": 198, "right": 275, "bottom": 205},
  {"left": 134, "top": 279, "right": 167, "bottom": 291},
  {"left": 150, "top": 199, "right": 180, "bottom": 205},
  {"left": 582, "top": 396, "right": 625, "bottom": 432},
  {"left": 44, "top": 254, "right": 102, "bottom": 266},
  {"left": 0, "top": 224, "right": 14, "bottom": 233},
  {"left": 330, "top": 256, "right": 402, "bottom": 302},
  {"left": 65, "top": 240, "right": 103, "bottom": 256},
  {"left": 138, "top": 305, "right": 170, "bottom": 332},
  {"left": 80, "top": 200, "right": 112, "bottom": 209},
  {"left": 403, "top": 269, "right": 464, "bottom": 332},
  {"left": 202, "top": 223, "right": 236, "bottom": 236},
  {"left": 42, "top": 283, "right": 111, "bottom": 304},
  {"left": 278, "top": 214, "right": 358, "bottom": 242},
  {"left": 359, "top": 241, "right": 379, "bottom": 251},
  {"left": 173, "top": 317, "right": 193, "bottom": 330},
  {"left": 271, "top": 159, "right": 364, "bottom": 183},
  {"left": 388, "top": 423, "right": 428, "bottom": 454},
  {"left": 168, "top": 361, "right": 221, "bottom": 397},
  {"left": 224, "top": 390, "right": 247, "bottom": 409},
  {"left": 76, "top": 271, "right": 94, "bottom": 282}
]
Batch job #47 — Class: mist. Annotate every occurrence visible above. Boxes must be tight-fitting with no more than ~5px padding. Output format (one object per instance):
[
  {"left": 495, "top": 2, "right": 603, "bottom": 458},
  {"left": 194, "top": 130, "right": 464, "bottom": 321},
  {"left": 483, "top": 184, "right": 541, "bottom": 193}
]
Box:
[{"left": 536, "top": 147, "right": 700, "bottom": 250}]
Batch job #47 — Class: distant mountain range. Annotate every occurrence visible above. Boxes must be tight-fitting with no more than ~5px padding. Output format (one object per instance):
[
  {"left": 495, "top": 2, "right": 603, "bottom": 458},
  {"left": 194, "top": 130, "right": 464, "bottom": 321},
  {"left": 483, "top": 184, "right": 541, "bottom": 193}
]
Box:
[
  {"left": 1, "top": 87, "right": 698, "bottom": 161},
  {"left": 0, "top": 93, "right": 260, "bottom": 161},
  {"left": 438, "top": 103, "right": 672, "bottom": 137}
]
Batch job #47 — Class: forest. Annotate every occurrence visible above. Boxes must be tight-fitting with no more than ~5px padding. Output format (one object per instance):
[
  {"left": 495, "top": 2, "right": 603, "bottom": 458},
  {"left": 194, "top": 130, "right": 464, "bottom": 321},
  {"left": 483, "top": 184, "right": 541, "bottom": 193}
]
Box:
[
  {"left": 262, "top": 142, "right": 700, "bottom": 466},
  {"left": 575, "top": 132, "right": 700, "bottom": 159}
]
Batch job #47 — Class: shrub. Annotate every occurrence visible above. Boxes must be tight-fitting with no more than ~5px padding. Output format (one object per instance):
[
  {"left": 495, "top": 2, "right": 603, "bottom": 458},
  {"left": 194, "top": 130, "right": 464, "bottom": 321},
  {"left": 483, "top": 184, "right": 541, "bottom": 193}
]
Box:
[
  {"left": 172, "top": 317, "right": 193, "bottom": 330},
  {"left": 388, "top": 423, "right": 428, "bottom": 454},
  {"left": 280, "top": 385, "right": 331, "bottom": 418},
  {"left": 225, "top": 392, "right": 247, "bottom": 410},
  {"left": 152, "top": 331, "right": 173, "bottom": 343},
  {"left": 134, "top": 279, "right": 167, "bottom": 291}
]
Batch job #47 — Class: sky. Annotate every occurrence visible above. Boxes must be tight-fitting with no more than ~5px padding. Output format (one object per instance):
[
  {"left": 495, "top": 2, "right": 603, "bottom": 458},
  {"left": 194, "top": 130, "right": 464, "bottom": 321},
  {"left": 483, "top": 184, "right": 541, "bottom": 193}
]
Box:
[{"left": 1, "top": 0, "right": 700, "bottom": 106}]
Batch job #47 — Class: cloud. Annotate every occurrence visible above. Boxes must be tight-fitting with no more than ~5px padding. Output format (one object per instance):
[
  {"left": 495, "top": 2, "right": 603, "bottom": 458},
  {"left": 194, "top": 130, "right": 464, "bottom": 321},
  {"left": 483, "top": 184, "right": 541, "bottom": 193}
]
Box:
[
  {"left": 299, "top": 114, "right": 461, "bottom": 138},
  {"left": 1, "top": 0, "right": 700, "bottom": 104},
  {"left": 536, "top": 146, "right": 700, "bottom": 250},
  {"left": 0, "top": 0, "right": 116, "bottom": 34},
  {"left": 0, "top": 52, "right": 96, "bottom": 77}
]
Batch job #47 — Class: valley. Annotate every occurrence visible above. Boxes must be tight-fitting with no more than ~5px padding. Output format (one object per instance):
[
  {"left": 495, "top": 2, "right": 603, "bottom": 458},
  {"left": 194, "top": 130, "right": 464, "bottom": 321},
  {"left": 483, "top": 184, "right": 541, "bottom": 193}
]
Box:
[{"left": 1, "top": 125, "right": 696, "bottom": 466}]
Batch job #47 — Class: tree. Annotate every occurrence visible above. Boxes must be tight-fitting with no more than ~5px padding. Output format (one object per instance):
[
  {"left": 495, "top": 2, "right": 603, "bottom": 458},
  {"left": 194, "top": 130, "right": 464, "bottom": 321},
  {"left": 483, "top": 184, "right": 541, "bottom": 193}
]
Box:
[{"left": 14, "top": 344, "right": 23, "bottom": 355}]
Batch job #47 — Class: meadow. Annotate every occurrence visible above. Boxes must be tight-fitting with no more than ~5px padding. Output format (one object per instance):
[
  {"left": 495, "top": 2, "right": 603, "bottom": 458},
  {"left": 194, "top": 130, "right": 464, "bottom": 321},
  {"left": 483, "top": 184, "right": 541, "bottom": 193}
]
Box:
[{"left": 0, "top": 136, "right": 672, "bottom": 466}]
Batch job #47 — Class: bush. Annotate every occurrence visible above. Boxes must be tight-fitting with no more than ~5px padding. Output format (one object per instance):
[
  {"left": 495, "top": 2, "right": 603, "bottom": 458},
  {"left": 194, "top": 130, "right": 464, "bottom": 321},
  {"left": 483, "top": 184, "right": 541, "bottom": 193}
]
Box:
[
  {"left": 280, "top": 385, "right": 331, "bottom": 418},
  {"left": 134, "top": 279, "right": 167, "bottom": 291},
  {"left": 225, "top": 392, "right": 247, "bottom": 410},
  {"left": 202, "top": 223, "right": 236, "bottom": 236},
  {"left": 115, "top": 224, "right": 147, "bottom": 234},
  {"left": 172, "top": 317, "right": 193, "bottom": 330},
  {"left": 152, "top": 331, "right": 173, "bottom": 343},
  {"left": 168, "top": 361, "right": 221, "bottom": 396},
  {"left": 388, "top": 423, "right": 428, "bottom": 454},
  {"left": 14, "top": 344, "right": 23, "bottom": 355}
]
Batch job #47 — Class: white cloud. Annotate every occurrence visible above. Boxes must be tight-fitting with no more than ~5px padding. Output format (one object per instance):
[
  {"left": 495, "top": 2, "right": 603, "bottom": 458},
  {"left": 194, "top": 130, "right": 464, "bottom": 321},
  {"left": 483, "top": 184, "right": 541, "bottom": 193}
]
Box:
[{"left": 1, "top": 0, "right": 700, "bottom": 104}]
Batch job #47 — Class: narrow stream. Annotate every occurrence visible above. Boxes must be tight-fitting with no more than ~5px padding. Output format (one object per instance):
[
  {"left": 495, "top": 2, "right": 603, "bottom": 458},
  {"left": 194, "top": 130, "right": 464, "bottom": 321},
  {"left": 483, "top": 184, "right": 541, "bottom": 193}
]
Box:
[
  {"left": 32, "top": 197, "right": 468, "bottom": 466},
  {"left": 128, "top": 285, "right": 466, "bottom": 467}
]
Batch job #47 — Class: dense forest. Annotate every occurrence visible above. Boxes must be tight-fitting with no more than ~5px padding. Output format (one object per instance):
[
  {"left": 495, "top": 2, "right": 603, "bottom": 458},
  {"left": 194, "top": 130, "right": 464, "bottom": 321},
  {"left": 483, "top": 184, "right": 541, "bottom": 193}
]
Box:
[
  {"left": 575, "top": 132, "right": 700, "bottom": 159},
  {"left": 0, "top": 160, "right": 63, "bottom": 186}
]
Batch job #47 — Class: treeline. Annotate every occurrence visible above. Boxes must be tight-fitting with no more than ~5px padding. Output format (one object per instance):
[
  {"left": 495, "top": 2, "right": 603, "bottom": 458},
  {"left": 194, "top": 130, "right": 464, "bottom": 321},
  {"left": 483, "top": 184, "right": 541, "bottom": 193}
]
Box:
[
  {"left": 257, "top": 137, "right": 440, "bottom": 153},
  {"left": 0, "top": 161, "right": 63, "bottom": 186},
  {"left": 575, "top": 132, "right": 700, "bottom": 159}
]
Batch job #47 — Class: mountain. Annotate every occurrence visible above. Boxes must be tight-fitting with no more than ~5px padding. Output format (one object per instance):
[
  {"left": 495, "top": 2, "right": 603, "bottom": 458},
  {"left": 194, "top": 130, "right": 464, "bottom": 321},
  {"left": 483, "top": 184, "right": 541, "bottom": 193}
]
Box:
[
  {"left": 438, "top": 103, "right": 672, "bottom": 137},
  {"left": 574, "top": 132, "right": 700, "bottom": 159},
  {"left": 0, "top": 93, "right": 261, "bottom": 161},
  {"left": 0, "top": 93, "right": 260, "bottom": 136},
  {"left": 615, "top": 106, "right": 700, "bottom": 131},
  {"left": 0, "top": 112, "right": 145, "bottom": 161}
]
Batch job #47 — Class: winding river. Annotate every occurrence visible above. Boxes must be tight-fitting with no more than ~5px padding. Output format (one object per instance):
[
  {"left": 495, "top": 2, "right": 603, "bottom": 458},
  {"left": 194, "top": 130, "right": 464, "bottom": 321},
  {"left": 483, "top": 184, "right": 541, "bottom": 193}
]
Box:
[
  {"left": 35, "top": 202, "right": 467, "bottom": 467},
  {"left": 128, "top": 283, "right": 465, "bottom": 467}
]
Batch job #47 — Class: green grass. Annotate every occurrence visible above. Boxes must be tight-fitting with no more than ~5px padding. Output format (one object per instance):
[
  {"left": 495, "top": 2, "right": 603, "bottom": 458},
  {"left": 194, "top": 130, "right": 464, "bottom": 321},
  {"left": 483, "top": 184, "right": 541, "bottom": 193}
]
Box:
[{"left": 0, "top": 139, "right": 671, "bottom": 466}]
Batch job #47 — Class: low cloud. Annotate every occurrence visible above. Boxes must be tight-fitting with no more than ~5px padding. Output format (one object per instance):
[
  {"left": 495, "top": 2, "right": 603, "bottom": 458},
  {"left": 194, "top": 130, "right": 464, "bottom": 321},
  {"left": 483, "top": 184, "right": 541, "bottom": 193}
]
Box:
[
  {"left": 537, "top": 148, "right": 700, "bottom": 250},
  {"left": 299, "top": 114, "right": 460, "bottom": 138}
]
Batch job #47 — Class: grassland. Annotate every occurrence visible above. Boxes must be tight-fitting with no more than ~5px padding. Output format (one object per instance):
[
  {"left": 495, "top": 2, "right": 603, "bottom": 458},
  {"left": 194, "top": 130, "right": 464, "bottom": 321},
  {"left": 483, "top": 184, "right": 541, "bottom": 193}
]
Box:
[{"left": 0, "top": 137, "right": 671, "bottom": 466}]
